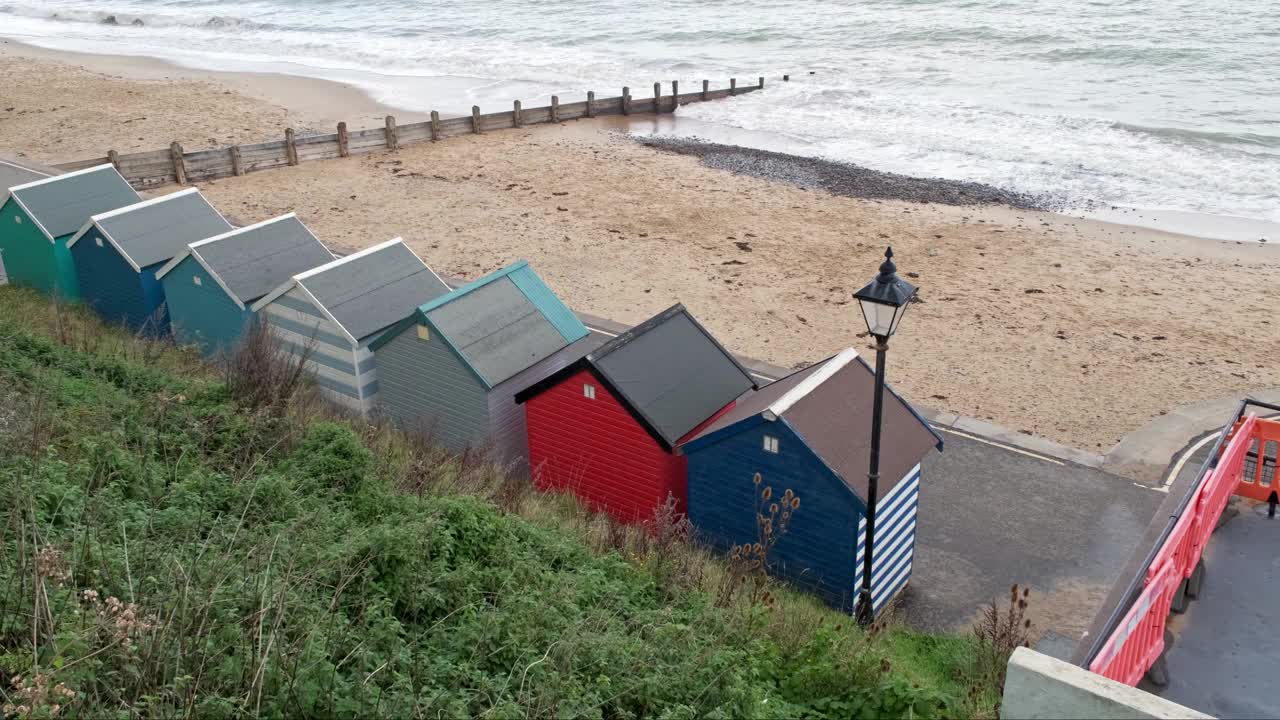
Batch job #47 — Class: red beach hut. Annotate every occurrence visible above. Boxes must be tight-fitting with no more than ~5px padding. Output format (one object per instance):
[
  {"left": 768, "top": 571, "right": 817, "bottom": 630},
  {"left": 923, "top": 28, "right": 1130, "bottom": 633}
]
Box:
[{"left": 514, "top": 304, "right": 758, "bottom": 523}]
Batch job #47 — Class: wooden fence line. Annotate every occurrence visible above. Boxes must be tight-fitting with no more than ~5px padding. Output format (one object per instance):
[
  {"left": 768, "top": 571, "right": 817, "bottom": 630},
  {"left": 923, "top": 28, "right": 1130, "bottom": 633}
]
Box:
[{"left": 67, "top": 78, "right": 766, "bottom": 189}]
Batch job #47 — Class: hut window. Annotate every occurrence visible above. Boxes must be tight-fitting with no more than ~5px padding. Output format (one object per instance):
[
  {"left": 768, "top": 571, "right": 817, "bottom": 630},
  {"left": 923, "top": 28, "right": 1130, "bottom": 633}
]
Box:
[
  {"left": 583, "top": 383, "right": 596, "bottom": 400},
  {"left": 95, "top": 237, "right": 104, "bottom": 247},
  {"left": 762, "top": 435, "right": 780, "bottom": 454},
  {"left": 13, "top": 215, "right": 20, "bottom": 224},
  {"left": 192, "top": 275, "right": 202, "bottom": 286},
  {"left": 416, "top": 324, "right": 430, "bottom": 341}
]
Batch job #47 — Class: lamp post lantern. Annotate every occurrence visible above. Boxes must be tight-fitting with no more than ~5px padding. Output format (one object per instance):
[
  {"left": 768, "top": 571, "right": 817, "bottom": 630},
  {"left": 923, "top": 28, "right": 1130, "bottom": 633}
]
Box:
[{"left": 853, "top": 247, "right": 917, "bottom": 626}]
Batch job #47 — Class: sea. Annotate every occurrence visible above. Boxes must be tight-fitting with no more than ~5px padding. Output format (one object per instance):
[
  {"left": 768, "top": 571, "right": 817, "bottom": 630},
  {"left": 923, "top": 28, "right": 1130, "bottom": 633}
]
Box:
[{"left": 2, "top": 0, "right": 1278, "bottom": 235}]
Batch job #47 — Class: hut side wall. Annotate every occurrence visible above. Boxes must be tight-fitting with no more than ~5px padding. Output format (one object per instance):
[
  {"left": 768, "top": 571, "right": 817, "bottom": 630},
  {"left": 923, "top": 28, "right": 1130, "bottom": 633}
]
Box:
[
  {"left": 260, "top": 287, "right": 368, "bottom": 414},
  {"left": 486, "top": 340, "right": 588, "bottom": 472},
  {"left": 857, "top": 463, "right": 921, "bottom": 615},
  {"left": 685, "top": 420, "right": 861, "bottom": 610},
  {"left": 71, "top": 227, "right": 167, "bottom": 333},
  {"left": 524, "top": 368, "right": 687, "bottom": 524},
  {"left": 0, "top": 199, "right": 78, "bottom": 299},
  {"left": 162, "top": 255, "right": 253, "bottom": 357},
  {"left": 373, "top": 322, "right": 490, "bottom": 451}
]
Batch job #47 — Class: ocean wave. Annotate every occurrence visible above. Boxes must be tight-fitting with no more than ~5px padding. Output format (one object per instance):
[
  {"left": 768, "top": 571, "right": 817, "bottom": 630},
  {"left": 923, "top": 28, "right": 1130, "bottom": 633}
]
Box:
[
  {"left": 1112, "top": 123, "right": 1280, "bottom": 150},
  {"left": 5, "top": 3, "right": 273, "bottom": 31}
]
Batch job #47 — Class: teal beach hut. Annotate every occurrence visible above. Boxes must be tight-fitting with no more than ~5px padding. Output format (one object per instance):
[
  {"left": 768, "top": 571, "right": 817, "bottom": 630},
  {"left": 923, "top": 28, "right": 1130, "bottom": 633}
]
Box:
[
  {"left": 67, "top": 188, "right": 231, "bottom": 334},
  {"left": 679, "top": 348, "right": 943, "bottom": 613},
  {"left": 156, "top": 213, "right": 334, "bottom": 357},
  {"left": 0, "top": 164, "right": 139, "bottom": 299},
  {"left": 369, "top": 260, "right": 591, "bottom": 464},
  {"left": 251, "top": 238, "right": 451, "bottom": 416}
]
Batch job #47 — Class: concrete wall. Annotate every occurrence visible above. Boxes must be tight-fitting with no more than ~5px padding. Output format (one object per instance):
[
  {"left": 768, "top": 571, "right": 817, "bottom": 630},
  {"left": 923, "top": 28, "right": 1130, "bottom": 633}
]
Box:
[{"left": 1002, "top": 648, "right": 1211, "bottom": 719}]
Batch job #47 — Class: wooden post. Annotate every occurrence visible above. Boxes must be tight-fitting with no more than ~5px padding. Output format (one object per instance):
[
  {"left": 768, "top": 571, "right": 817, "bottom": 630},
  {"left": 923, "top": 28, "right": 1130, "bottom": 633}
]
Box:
[
  {"left": 170, "top": 142, "right": 187, "bottom": 185},
  {"left": 653, "top": 82, "right": 661, "bottom": 113},
  {"left": 229, "top": 145, "right": 243, "bottom": 176},
  {"left": 107, "top": 149, "right": 120, "bottom": 170},
  {"left": 586, "top": 91, "right": 595, "bottom": 118},
  {"left": 337, "top": 122, "right": 350, "bottom": 157},
  {"left": 385, "top": 115, "right": 398, "bottom": 150},
  {"left": 514, "top": 100, "right": 523, "bottom": 127},
  {"left": 730, "top": 78, "right": 737, "bottom": 96},
  {"left": 759, "top": 76, "right": 765, "bottom": 89},
  {"left": 622, "top": 87, "right": 631, "bottom": 115},
  {"left": 783, "top": 74, "right": 790, "bottom": 81},
  {"left": 472, "top": 106, "right": 482, "bottom": 134},
  {"left": 702, "top": 79, "right": 709, "bottom": 101},
  {"left": 671, "top": 81, "right": 679, "bottom": 111},
  {"left": 430, "top": 111, "right": 441, "bottom": 141},
  {"left": 285, "top": 129, "right": 298, "bottom": 166},
  {"left": 551, "top": 95, "right": 560, "bottom": 123}
]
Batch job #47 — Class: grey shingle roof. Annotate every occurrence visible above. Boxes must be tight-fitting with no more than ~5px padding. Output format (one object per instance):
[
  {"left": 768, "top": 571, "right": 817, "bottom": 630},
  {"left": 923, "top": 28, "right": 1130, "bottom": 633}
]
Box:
[
  {"left": 591, "top": 304, "right": 757, "bottom": 447},
  {"left": 97, "top": 190, "right": 231, "bottom": 270},
  {"left": 11, "top": 165, "right": 139, "bottom": 239},
  {"left": 426, "top": 275, "right": 570, "bottom": 387},
  {"left": 301, "top": 241, "right": 451, "bottom": 344},
  {"left": 193, "top": 216, "right": 333, "bottom": 303}
]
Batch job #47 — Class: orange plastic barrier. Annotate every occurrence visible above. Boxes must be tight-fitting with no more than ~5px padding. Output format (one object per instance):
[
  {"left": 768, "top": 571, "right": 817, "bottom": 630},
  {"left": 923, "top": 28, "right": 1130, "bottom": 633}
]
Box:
[
  {"left": 1234, "top": 417, "right": 1280, "bottom": 502},
  {"left": 1089, "top": 415, "right": 1258, "bottom": 685}
]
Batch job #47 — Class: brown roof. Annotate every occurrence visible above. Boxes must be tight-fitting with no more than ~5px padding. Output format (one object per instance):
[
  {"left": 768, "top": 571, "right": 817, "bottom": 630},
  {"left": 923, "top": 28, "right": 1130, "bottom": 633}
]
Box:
[{"left": 683, "top": 349, "right": 942, "bottom": 501}]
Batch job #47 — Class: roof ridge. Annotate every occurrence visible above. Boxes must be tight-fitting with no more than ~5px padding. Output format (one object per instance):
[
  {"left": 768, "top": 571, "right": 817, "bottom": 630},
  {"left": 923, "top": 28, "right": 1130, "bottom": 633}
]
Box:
[
  {"left": 90, "top": 187, "right": 201, "bottom": 222},
  {"left": 416, "top": 260, "right": 529, "bottom": 316},
  {"left": 587, "top": 303, "right": 685, "bottom": 363},
  {"left": 188, "top": 212, "right": 299, "bottom": 248},
  {"left": 294, "top": 237, "right": 404, "bottom": 281},
  {"left": 8, "top": 163, "right": 116, "bottom": 191},
  {"left": 764, "top": 348, "right": 860, "bottom": 419}
]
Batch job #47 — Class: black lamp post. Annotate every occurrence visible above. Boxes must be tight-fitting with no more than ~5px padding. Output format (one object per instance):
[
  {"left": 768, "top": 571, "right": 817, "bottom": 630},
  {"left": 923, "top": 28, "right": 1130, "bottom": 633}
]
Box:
[{"left": 853, "top": 247, "right": 917, "bottom": 626}]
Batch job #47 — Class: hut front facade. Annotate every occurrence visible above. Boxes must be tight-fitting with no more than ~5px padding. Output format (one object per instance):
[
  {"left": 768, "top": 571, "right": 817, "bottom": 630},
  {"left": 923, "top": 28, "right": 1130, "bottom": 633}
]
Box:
[
  {"left": 0, "top": 164, "right": 139, "bottom": 300},
  {"left": 679, "top": 348, "right": 942, "bottom": 614},
  {"left": 156, "top": 214, "right": 334, "bottom": 357},
  {"left": 67, "top": 188, "right": 231, "bottom": 334},
  {"left": 251, "top": 238, "right": 451, "bottom": 416},
  {"left": 370, "top": 260, "right": 591, "bottom": 464},
  {"left": 515, "top": 304, "right": 757, "bottom": 523}
]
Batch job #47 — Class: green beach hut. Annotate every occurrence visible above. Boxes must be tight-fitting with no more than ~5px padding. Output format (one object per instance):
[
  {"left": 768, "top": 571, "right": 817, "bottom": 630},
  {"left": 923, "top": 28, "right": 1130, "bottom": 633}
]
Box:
[
  {"left": 156, "top": 213, "right": 335, "bottom": 357},
  {"left": 0, "top": 164, "right": 140, "bottom": 299}
]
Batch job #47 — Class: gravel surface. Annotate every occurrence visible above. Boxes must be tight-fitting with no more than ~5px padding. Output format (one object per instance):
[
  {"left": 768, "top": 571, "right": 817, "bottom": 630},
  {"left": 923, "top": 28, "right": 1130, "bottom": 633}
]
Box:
[{"left": 636, "top": 135, "right": 1053, "bottom": 210}]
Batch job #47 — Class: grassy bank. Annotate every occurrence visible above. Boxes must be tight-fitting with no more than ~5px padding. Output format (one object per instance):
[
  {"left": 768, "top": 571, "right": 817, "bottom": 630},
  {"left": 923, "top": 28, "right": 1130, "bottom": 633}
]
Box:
[{"left": 0, "top": 286, "right": 998, "bottom": 718}]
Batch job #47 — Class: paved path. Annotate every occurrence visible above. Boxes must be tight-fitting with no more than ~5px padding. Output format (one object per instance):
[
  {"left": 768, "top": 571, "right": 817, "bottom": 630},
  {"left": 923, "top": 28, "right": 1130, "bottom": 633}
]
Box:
[{"left": 1157, "top": 500, "right": 1278, "bottom": 718}]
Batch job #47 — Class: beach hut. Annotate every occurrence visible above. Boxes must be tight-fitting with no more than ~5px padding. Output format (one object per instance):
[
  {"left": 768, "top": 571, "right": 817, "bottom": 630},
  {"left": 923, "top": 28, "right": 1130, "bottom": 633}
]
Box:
[
  {"left": 369, "top": 260, "right": 591, "bottom": 464},
  {"left": 514, "top": 303, "right": 758, "bottom": 523},
  {"left": 250, "top": 238, "right": 451, "bottom": 416},
  {"left": 156, "top": 214, "right": 334, "bottom": 357},
  {"left": 678, "top": 348, "right": 943, "bottom": 613},
  {"left": 0, "top": 164, "right": 139, "bottom": 299},
  {"left": 67, "top": 188, "right": 231, "bottom": 334}
]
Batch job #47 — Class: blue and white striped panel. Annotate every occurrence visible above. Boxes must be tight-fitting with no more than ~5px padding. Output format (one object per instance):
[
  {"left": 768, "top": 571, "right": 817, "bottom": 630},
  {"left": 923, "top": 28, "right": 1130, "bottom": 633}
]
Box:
[
  {"left": 855, "top": 463, "right": 921, "bottom": 614},
  {"left": 262, "top": 289, "right": 373, "bottom": 414}
]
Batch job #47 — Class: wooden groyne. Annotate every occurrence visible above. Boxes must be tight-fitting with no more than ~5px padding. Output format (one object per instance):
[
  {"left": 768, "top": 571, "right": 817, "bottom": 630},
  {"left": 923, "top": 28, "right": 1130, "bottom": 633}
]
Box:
[{"left": 56, "top": 77, "right": 767, "bottom": 189}]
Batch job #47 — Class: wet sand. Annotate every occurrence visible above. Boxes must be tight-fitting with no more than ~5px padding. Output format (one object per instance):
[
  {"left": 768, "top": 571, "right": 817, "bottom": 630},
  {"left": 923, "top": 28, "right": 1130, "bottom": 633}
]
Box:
[{"left": 1, "top": 41, "right": 1277, "bottom": 454}]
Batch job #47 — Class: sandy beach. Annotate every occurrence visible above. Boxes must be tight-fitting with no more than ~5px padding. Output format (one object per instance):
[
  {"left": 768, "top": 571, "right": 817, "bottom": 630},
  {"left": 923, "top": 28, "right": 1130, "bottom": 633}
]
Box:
[{"left": 2, "top": 41, "right": 1277, "bottom": 456}]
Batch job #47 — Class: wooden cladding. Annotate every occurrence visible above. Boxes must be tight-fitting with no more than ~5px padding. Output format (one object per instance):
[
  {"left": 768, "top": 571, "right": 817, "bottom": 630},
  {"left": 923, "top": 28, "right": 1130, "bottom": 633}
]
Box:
[{"left": 57, "top": 78, "right": 767, "bottom": 188}]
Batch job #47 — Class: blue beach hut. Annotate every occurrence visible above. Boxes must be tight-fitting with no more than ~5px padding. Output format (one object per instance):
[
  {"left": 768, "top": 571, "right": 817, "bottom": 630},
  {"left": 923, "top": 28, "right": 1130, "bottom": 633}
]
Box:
[
  {"left": 369, "top": 260, "right": 591, "bottom": 465},
  {"left": 66, "top": 188, "right": 231, "bottom": 334},
  {"left": 678, "top": 347, "right": 942, "bottom": 613},
  {"left": 155, "top": 213, "right": 334, "bottom": 357}
]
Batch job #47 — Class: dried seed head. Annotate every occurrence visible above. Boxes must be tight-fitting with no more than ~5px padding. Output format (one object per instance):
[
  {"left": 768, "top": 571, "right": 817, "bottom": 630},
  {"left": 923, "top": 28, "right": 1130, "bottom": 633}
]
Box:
[
  {"left": 769, "top": 503, "right": 779, "bottom": 514},
  {"left": 754, "top": 472, "right": 762, "bottom": 485},
  {"left": 762, "top": 487, "right": 772, "bottom": 501},
  {"left": 791, "top": 497, "right": 800, "bottom": 509}
]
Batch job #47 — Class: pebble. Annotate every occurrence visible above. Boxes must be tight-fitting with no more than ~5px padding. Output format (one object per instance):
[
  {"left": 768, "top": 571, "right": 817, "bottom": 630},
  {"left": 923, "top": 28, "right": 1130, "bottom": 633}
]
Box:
[{"left": 637, "top": 136, "right": 1052, "bottom": 209}]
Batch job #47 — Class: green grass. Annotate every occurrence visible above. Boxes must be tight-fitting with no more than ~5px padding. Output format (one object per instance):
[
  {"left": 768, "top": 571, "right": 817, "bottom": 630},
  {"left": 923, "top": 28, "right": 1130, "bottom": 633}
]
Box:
[{"left": 0, "top": 286, "right": 999, "bottom": 718}]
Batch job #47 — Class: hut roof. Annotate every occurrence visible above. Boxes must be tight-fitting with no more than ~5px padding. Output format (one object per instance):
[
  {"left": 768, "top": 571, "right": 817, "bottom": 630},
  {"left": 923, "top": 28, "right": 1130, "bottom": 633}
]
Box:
[
  {"left": 7, "top": 164, "right": 139, "bottom": 241},
  {"left": 156, "top": 214, "right": 334, "bottom": 306},
  {"left": 69, "top": 188, "right": 231, "bottom": 271},
  {"left": 516, "top": 304, "right": 758, "bottom": 449},
  {"left": 372, "top": 260, "right": 590, "bottom": 388},
  {"left": 683, "top": 348, "right": 943, "bottom": 501},
  {"left": 254, "top": 238, "right": 450, "bottom": 345}
]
